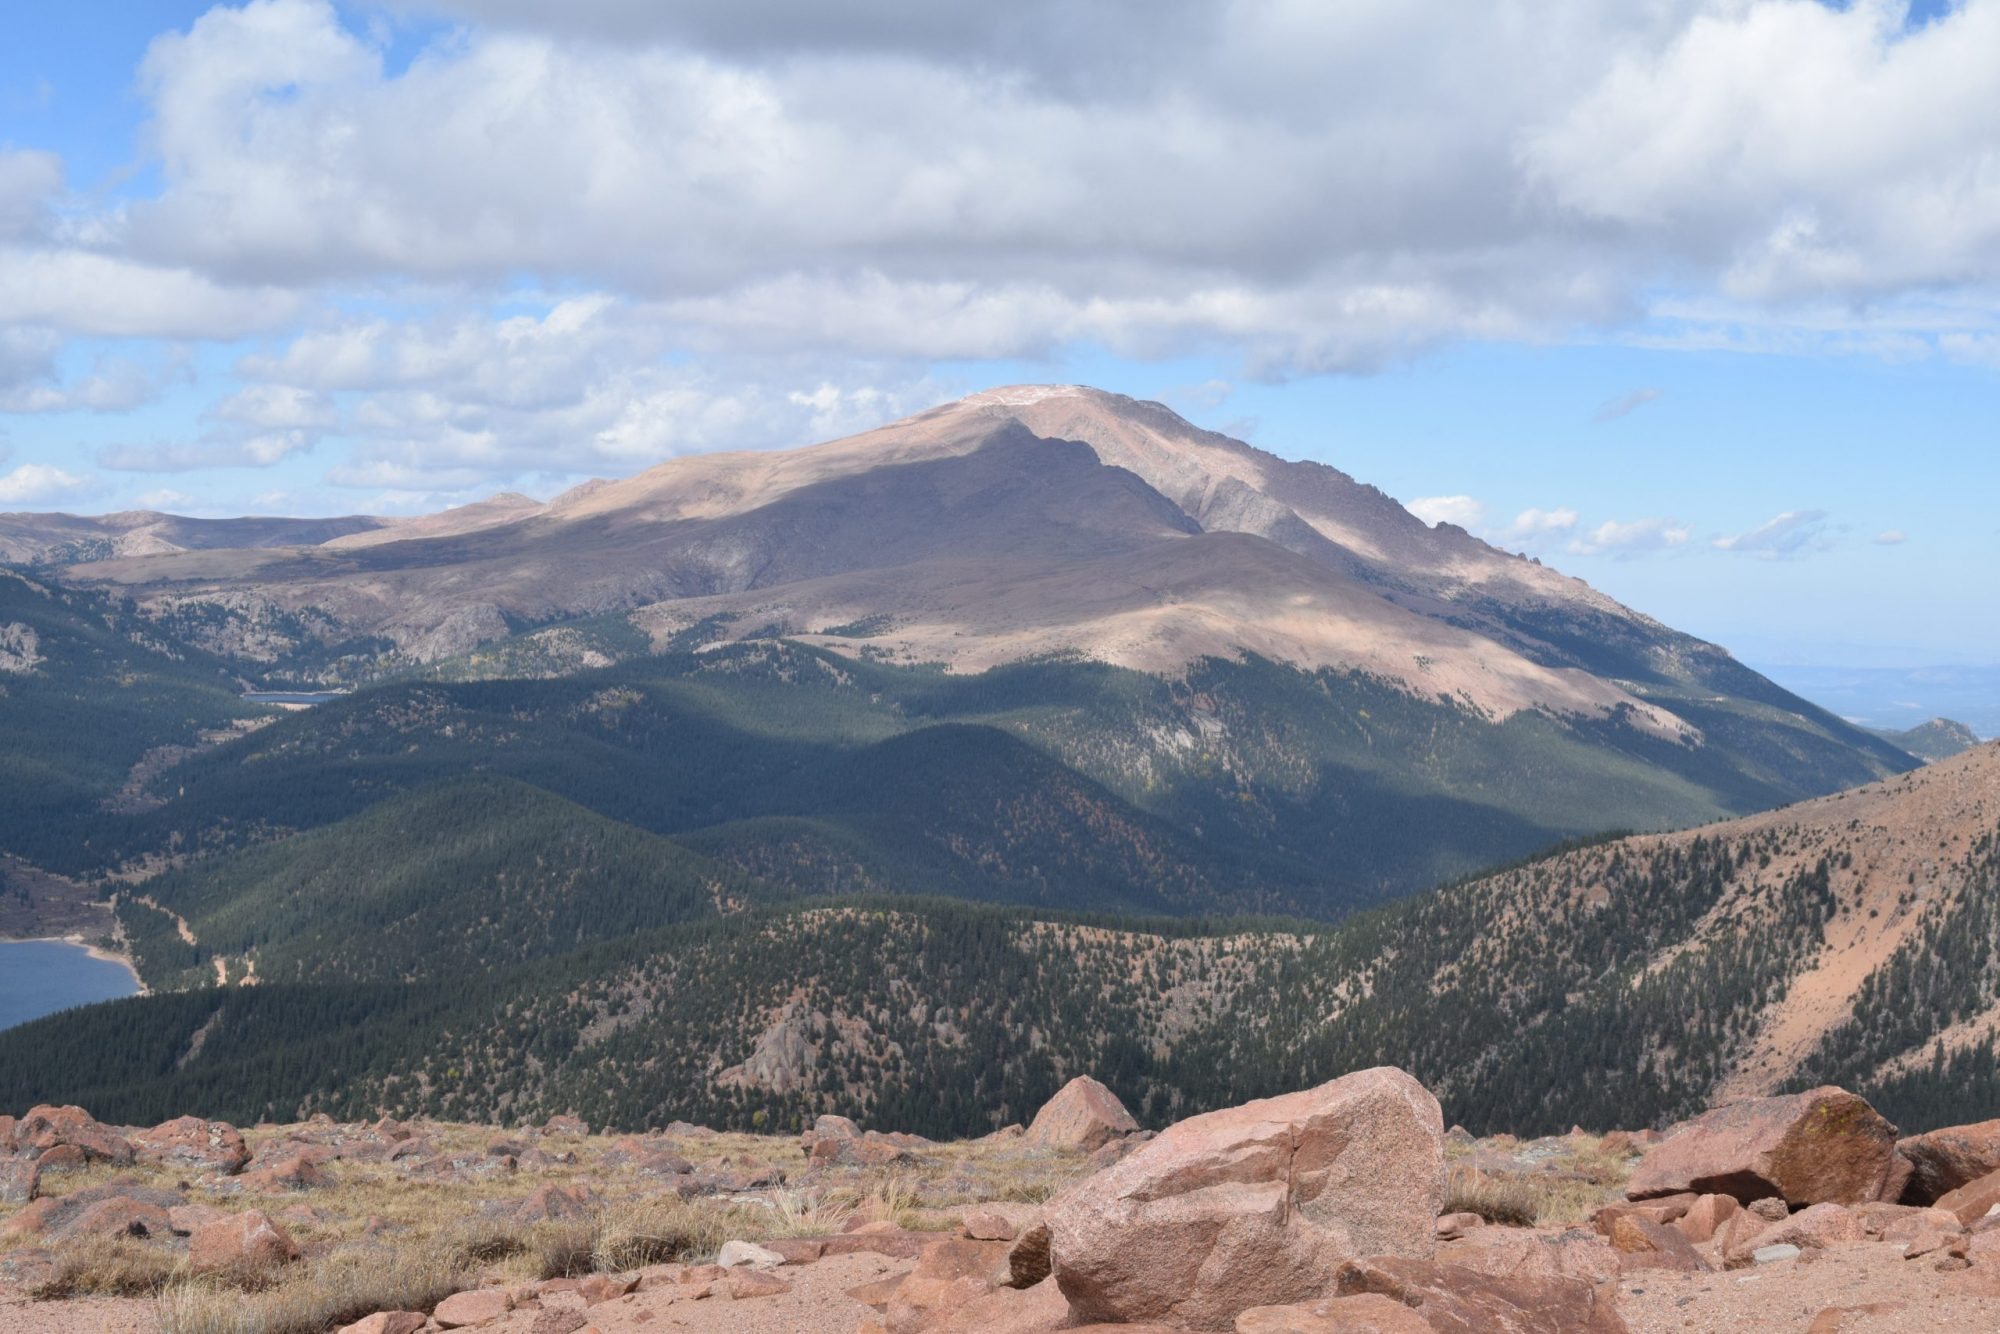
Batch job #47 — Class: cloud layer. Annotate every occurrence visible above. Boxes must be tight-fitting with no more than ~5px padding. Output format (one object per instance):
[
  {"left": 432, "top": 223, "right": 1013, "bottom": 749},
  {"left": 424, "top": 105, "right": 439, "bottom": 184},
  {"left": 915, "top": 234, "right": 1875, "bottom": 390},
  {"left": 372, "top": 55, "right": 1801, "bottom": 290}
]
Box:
[{"left": 4, "top": 0, "right": 2000, "bottom": 504}]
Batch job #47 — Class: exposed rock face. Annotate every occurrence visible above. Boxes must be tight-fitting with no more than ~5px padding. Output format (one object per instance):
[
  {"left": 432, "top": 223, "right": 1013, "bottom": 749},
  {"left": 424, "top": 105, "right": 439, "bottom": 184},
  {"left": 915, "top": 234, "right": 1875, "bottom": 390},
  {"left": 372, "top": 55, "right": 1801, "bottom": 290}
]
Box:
[
  {"left": 1026, "top": 1075, "right": 1140, "bottom": 1152},
  {"left": 432, "top": 1289, "right": 513, "bottom": 1328},
  {"left": 1898, "top": 1119, "right": 2000, "bottom": 1203},
  {"left": 1236, "top": 1293, "right": 1433, "bottom": 1332},
  {"left": 1049, "top": 1066, "right": 1445, "bottom": 1330},
  {"left": 188, "top": 1209, "right": 302, "bottom": 1276},
  {"left": 1626, "top": 1088, "right": 1901, "bottom": 1206},
  {"left": 131, "top": 1116, "right": 250, "bottom": 1175}
]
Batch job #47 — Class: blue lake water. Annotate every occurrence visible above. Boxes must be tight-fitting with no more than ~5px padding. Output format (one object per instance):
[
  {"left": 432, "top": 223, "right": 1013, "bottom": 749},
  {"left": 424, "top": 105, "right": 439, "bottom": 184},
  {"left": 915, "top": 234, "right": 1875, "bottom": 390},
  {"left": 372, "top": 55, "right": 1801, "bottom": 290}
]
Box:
[
  {"left": 0, "top": 939, "right": 141, "bottom": 1032},
  {"left": 244, "top": 690, "right": 346, "bottom": 706}
]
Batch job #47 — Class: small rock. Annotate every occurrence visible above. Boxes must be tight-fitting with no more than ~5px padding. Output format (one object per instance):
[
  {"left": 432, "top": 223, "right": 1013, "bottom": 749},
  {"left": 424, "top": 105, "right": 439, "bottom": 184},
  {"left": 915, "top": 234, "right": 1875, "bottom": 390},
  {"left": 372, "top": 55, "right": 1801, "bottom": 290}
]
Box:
[
  {"left": 715, "top": 1239, "right": 785, "bottom": 1270},
  {"left": 724, "top": 1268, "right": 791, "bottom": 1299},
  {"left": 1752, "top": 1243, "right": 1801, "bottom": 1265},
  {"left": 541, "top": 1114, "right": 589, "bottom": 1138},
  {"left": 433, "top": 1289, "right": 515, "bottom": 1328},
  {"left": 189, "top": 1210, "right": 302, "bottom": 1276}
]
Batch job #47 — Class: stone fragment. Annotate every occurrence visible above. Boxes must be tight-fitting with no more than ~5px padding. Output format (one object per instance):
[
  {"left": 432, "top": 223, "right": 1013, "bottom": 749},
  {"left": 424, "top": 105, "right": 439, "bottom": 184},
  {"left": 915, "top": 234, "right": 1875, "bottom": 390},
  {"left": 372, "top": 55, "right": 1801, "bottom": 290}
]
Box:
[
  {"left": 1608, "top": 1213, "right": 1710, "bottom": 1273},
  {"left": 1433, "top": 1212, "right": 1482, "bottom": 1240},
  {"left": 239, "top": 1153, "right": 333, "bottom": 1192},
  {"left": 1674, "top": 1193, "right": 1739, "bottom": 1243},
  {"left": 1007, "top": 1220, "right": 1053, "bottom": 1287},
  {"left": 724, "top": 1268, "right": 791, "bottom": 1299},
  {"left": 715, "top": 1239, "right": 785, "bottom": 1270},
  {"left": 1752, "top": 1242, "right": 1801, "bottom": 1265},
  {"left": 1724, "top": 1202, "right": 1861, "bottom": 1268},
  {"left": 1050, "top": 1066, "right": 1445, "bottom": 1330},
  {"left": 541, "top": 1114, "right": 589, "bottom": 1137},
  {"left": 922, "top": 1276, "right": 1073, "bottom": 1334}
]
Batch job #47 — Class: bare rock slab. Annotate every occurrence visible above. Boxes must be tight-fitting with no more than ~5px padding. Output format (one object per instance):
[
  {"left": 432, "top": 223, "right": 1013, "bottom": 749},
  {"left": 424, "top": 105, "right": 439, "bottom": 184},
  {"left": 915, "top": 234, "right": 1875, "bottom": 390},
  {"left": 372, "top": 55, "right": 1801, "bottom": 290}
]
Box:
[
  {"left": 1626, "top": 1086, "right": 1901, "bottom": 1207},
  {"left": 1050, "top": 1066, "right": 1445, "bottom": 1331}
]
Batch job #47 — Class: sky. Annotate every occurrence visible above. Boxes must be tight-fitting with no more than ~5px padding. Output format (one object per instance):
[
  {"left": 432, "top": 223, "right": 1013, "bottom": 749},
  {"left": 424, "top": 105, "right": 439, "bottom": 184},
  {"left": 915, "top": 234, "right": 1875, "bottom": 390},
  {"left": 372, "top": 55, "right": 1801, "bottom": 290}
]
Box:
[{"left": 0, "top": 0, "right": 1997, "bottom": 686}]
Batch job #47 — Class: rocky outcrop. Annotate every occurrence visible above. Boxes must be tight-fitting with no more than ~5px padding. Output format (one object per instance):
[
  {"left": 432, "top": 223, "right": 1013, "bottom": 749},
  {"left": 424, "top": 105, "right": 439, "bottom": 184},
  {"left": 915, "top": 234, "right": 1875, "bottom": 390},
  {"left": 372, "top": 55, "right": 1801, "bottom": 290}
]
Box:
[
  {"left": 1049, "top": 1066, "right": 1445, "bottom": 1330},
  {"left": 1626, "top": 1087, "right": 1902, "bottom": 1207},
  {"left": 1026, "top": 1075, "right": 1140, "bottom": 1152},
  {"left": 131, "top": 1116, "right": 250, "bottom": 1175},
  {"left": 14, "top": 1105, "right": 134, "bottom": 1166}
]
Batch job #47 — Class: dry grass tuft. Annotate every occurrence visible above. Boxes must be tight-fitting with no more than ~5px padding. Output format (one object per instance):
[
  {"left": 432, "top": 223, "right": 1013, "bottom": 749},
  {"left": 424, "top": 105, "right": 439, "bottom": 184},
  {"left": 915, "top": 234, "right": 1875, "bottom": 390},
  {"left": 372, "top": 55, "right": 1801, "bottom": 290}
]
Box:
[
  {"left": 591, "top": 1196, "right": 739, "bottom": 1271},
  {"left": 1442, "top": 1164, "right": 1541, "bottom": 1227},
  {"left": 156, "top": 1244, "right": 468, "bottom": 1334},
  {"left": 29, "top": 1235, "right": 186, "bottom": 1299}
]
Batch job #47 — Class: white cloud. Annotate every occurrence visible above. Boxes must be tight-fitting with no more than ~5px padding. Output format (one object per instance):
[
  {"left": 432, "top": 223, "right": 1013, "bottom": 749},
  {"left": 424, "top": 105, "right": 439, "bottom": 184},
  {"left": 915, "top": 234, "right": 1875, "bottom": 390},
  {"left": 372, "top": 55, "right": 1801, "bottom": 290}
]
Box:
[
  {"left": 78, "top": 0, "right": 2000, "bottom": 375},
  {"left": 0, "top": 463, "right": 95, "bottom": 505},
  {"left": 1712, "top": 509, "right": 1835, "bottom": 558},
  {"left": 1505, "top": 507, "right": 1580, "bottom": 539},
  {"left": 1568, "top": 517, "right": 1693, "bottom": 557},
  {"left": 1874, "top": 529, "right": 1909, "bottom": 545},
  {"left": 1407, "top": 495, "right": 1486, "bottom": 530}
]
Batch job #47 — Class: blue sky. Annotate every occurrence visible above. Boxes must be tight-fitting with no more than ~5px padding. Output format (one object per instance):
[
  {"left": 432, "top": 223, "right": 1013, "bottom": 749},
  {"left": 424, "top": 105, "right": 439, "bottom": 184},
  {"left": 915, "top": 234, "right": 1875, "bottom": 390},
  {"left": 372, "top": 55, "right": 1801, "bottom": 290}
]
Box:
[{"left": 1, "top": 0, "right": 1997, "bottom": 697}]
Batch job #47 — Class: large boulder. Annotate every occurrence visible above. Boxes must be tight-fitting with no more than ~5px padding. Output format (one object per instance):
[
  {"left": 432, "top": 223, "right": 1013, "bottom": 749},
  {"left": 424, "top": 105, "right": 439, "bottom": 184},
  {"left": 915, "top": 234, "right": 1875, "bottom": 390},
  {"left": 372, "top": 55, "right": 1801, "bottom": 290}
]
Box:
[
  {"left": 1027, "top": 1076, "right": 1140, "bottom": 1152},
  {"left": 14, "top": 1104, "right": 134, "bottom": 1166},
  {"left": 1626, "top": 1087, "right": 1901, "bottom": 1207},
  {"left": 131, "top": 1116, "right": 250, "bottom": 1175},
  {"left": 1897, "top": 1119, "right": 2000, "bottom": 1204},
  {"left": 1049, "top": 1067, "right": 1445, "bottom": 1331}
]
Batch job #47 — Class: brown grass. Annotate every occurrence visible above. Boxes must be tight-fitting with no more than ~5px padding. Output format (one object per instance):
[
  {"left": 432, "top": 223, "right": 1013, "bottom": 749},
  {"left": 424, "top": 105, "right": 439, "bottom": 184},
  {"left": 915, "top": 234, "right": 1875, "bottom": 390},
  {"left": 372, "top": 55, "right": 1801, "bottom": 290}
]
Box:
[
  {"left": 28, "top": 1235, "right": 186, "bottom": 1299},
  {"left": 156, "top": 1245, "right": 468, "bottom": 1334}
]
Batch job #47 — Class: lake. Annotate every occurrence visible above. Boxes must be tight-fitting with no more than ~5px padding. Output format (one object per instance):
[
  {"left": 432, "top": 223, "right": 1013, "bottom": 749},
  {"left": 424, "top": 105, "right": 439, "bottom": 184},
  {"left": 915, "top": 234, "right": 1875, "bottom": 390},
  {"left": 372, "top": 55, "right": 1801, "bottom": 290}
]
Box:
[
  {"left": 244, "top": 690, "right": 347, "bottom": 706},
  {"left": 0, "top": 939, "right": 141, "bottom": 1032}
]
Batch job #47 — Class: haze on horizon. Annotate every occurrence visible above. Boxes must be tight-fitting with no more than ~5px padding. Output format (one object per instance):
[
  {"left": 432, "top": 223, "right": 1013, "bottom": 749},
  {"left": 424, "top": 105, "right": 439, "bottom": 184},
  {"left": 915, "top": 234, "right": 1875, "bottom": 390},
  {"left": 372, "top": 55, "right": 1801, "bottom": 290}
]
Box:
[{"left": 1, "top": 0, "right": 1996, "bottom": 705}]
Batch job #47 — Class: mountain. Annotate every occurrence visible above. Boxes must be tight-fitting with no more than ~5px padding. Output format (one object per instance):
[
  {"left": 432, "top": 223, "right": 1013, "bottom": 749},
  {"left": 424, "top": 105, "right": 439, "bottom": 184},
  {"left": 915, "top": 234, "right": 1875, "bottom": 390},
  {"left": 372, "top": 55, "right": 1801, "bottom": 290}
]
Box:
[
  {"left": 10, "top": 743, "right": 1994, "bottom": 1139},
  {"left": 1870, "top": 716, "right": 1982, "bottom": 763},
  {"left": 1, "top": 386, "right": 1910, "bottom": 909}
]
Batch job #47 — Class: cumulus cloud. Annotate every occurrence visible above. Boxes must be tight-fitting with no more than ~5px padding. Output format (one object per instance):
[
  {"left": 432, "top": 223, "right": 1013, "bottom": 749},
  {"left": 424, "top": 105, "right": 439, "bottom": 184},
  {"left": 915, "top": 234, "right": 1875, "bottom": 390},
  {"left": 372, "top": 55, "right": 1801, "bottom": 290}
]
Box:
[
  {"left": 1874, "top": 529, "right": 1909, "bottom": 545},
  {"left": 1712, "top": 509, "right": 1835, "bottom": 558},
  {"left": 81, "top": 0, "right": 2000, "bottom": 377},
  {"left": 1568, "top": 517, "right": 1693, "bottom": 557},
  {"left": 1408, "top": 495, "right": 1486, "bottom": 529},
  {"left": 0, "top": 462, "right": 95, "bottom": 505},
  {"left": 1594, "top": 388, "right": 1662, "bottom": 422},
  {"left": 1505, "top": 507, "right": 1580, "bottom": 540}
]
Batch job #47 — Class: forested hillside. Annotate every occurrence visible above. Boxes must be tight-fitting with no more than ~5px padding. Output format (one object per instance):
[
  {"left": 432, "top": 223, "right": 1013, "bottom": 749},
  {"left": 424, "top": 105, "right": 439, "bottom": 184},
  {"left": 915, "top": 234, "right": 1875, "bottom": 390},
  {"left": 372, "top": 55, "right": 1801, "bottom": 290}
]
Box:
[{"left": 8, "top": 745, "right": 1992, "bottom": 1140}]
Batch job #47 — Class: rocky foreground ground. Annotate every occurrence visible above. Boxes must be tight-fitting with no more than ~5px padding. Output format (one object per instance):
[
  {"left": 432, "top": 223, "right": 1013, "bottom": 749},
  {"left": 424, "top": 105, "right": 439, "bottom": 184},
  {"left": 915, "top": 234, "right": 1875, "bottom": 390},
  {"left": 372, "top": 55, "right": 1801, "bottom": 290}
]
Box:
[{"left": 5, "top": 1070, "right": 2000, "bottom": 1332}]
